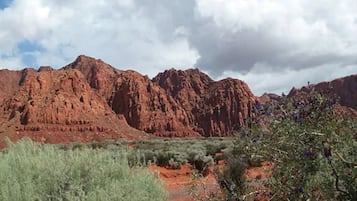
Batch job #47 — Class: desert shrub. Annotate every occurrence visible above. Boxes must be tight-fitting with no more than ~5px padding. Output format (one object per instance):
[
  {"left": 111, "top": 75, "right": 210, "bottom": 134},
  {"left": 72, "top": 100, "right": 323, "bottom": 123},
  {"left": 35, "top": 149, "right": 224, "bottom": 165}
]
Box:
[
  {"left": 0, "top": 139, "right": 167, "bottom": 201},
  {"left": 213, "top": 153, "right": 226, "bottom": 163},
  {"left": 216, "top": 156, "right": 247, "bottom": 200},
  {"left": 122, "top": 138, "right": 222, "bottom": 169},
  {"left": 101, "top": 137, "right": 234, "bottom": 170},
  {"left": 154, "top": 150, "right": 188, "bottom": 169},
  {"left": 215, "top": 90, "right": 356, "bottom": 200},
  {"left": 70, "top": 141, "right": 83, "bottom": 150},
  {"left": 227, "top": 128, "right": 268, "bottom": 168},
  {"left": 188, "top": 153, "right": 214, "bottom": 173},
  {"left": 126, "top": 150, "right": 147, "bottom": 167},
  {"left": 155, "top": 151, "right": 175, "bottom": 167},
  {"left": 168, "top": 158, "right": 181, "bottom": 169},
  {"left": 205, "top": 141, "right": 228, "bottom": 156},
  {"left": 266, "top": 94, "right": 356, "bottom": 200},
  {"left": 249, "top": 91, "right": 357, "bottom": 200}
]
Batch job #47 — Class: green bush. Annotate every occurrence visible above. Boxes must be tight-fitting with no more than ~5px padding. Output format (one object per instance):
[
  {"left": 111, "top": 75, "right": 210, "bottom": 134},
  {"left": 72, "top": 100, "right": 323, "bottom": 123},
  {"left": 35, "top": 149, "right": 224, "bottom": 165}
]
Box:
[
  {"left": 215, "top": 90, "right": 357, "bottom": 200},
  {"left": 104, "top": 138, "right": 233, "bottom": 171},
  {"left": 0, "top": 139, "right": 167, "bottom": 201},
  {"left": 235, "top": 90, "right": 357, "bottom": 200},
  {"left": 216, "top": 156, "right": 247, "bottom": 200},
  {"left": 188, "top": 153, "right": 213, "bottom": 174},
  {"left": 264, "top": 93, "right": 357, "bottom": 200}
]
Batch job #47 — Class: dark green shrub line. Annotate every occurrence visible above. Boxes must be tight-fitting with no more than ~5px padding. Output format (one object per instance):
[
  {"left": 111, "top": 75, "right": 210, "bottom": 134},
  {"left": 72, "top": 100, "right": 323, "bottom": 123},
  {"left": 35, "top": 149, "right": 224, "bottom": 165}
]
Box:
[{"left": 57, "top": 137, "right": 234, "bottom": 171}]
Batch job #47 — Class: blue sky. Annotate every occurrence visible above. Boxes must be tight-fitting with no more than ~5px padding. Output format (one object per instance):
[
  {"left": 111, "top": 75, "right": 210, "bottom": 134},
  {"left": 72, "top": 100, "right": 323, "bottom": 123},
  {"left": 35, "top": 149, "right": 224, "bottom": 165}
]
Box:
[
  {"left": 0, "top": 0, "right": 12, "bottom": 9},
  {"left": 17, "top": 40, "right": 44, "bottom": 67},
  {"left": 0, "top": 0, "right": 356, "bottom": 95},
  {"left": 17, "top": 40, "right": 43, "bottom": 53}
]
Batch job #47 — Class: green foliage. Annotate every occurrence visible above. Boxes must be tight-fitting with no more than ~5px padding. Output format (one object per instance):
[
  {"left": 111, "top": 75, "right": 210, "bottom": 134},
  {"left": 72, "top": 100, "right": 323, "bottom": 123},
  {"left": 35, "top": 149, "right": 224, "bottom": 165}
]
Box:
[
  {"left": 82, "top": 137, "right": 234, "bottom": 171},
  {"left": 267, "top": 94, "right": 356, "bottom": 200},
  {"left": 216, "top": 156, "right": 247, "bottom": 200},
  {"left": 0, "top": 139, "right": 167, "bottom": 201},
  {"left": 233, "top": 90, "right": 357, "bottom": 200},
  {"left": 188, "top": 154, "right": 214, "bottom": 174}
]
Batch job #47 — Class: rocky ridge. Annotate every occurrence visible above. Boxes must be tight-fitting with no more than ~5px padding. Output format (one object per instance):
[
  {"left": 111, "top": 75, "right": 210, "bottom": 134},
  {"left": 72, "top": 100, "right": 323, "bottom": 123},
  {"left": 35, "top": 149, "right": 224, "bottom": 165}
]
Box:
[
  {"left": 287, "top": 74, "right": 357, "bottom": 110},
  {"left": 0, "top": 55, "right": 355, "bottom": 145},
  {"left": 257, "top": 74, "right": 357, "bottom": 117},
  {"left": 0, "top": 64, "right": 147, "bottom": 147},
  {"left": 153, "top": 69, "right": 256, "bottom": 136},
  {"left": 0, "top": 55, "right": 258, "bottom": 144}
]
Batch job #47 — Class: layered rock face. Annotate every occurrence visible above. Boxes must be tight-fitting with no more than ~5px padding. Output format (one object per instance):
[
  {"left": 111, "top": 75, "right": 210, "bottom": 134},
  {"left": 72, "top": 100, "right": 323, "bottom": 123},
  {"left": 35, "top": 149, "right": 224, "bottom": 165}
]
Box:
[
  {"left": 0, "top": 66, "right": 147, "bottom": 146},
  {"left": 66, "top": 56, "right": 258, "bottom": 137},
  {"left": 0, "top": 55, "right": 258, "bottom": 142},
  {"left": 153, "top": 69, "right": 257, "bottom": 136},
  {"left": 65, "top": 56, "right": 199, "bottom": 137}
]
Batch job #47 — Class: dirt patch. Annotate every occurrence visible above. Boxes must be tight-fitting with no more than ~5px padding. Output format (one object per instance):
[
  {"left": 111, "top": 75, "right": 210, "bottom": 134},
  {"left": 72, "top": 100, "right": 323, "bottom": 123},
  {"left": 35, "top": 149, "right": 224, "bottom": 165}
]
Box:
[
  {"left": 149, "top": 164, "right": 220, "bottom": 201},
  {"left": 149, "top": 161, "right": 273, "bottom": 201},
  {"left": 245, "top": 161, "right": 273, "bottom": 181}
]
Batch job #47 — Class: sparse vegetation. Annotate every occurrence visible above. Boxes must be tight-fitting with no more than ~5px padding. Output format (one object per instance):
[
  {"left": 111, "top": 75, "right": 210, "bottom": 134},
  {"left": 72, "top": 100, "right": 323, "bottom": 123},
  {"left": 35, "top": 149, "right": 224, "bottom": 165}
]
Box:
[
  {"left": 1, "top": 91, "right": 355, "bottom": 201},
  {"left": 0, "top": 139, "right": 167, "bottom": 201},
  {"left": 57, "top": 137, "right": 234, "bottom": 171}
]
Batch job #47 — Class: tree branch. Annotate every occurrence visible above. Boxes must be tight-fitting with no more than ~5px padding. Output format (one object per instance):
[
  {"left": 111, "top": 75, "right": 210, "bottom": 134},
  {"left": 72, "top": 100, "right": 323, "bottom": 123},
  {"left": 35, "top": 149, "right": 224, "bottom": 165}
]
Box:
[
  {"left": 335, "top": 151, "right": 357, "bottom": 166},
  {"left": 328, "top": 160, "right": 350, "bottom": 198},
  {"left": 241, "top": 189, "right": 267, "bottom": 200}
]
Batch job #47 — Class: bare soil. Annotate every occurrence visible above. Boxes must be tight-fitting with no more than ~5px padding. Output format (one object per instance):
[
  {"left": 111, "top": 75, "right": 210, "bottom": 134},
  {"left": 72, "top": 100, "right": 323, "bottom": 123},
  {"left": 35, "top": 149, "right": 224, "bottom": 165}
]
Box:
[{"left": 149, "top": 161, "right": 273, "bottom": 201}]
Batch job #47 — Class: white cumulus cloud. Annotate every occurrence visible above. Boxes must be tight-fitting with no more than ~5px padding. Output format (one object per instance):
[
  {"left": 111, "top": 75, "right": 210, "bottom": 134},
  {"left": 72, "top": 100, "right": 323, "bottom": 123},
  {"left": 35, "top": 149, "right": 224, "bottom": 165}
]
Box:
[{"left": 0, "top": 0, "right": 356, "bottom": 95}]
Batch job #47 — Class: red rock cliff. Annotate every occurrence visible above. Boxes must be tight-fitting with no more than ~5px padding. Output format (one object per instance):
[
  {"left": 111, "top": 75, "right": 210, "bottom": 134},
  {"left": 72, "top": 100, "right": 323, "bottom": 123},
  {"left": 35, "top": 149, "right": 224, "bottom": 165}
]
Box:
[
  {"left": 153, "top": 69, "right": 257, "bottom": 136},
  {"left": 65, "top": 56, "right": 199, "bottom": 137},
  {"left": 66, "top": 56, "right": 258, "bottom": 137},
  {"left": 0, "top": 66, "right": 147, "bottom": 146},
  {"left": 288, "top": 74, "right": 357, "bottom": 111},
  {"left": 0, "top": 55, "right": 272, "bottom": 142}
]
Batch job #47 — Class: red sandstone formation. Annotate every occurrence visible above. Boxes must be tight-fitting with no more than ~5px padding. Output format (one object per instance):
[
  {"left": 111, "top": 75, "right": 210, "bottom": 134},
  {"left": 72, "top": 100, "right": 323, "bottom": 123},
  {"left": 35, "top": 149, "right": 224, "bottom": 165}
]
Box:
[
  {"left": 66, "top": 55, "right": 257, "bottom": 137},
  {"left": 0, "top": 66, "right": 147, "bottom": 146},
  {"left": 288, "top": 74, "right": 357, "bottom": 110},
  {"left": 257, "top": 93, "right": 282, "bottom": 104},
  {"left": 0, "top": 55, "right": 355, "bottom": 144},
  {"left": 65, "top": 56, "right": 199, "bottom": 137},
  {"left": 258, "top": 74, "right": 357, "bottom": 117},
  {"left": 0, "top": 69, "right": 23, "bottom": 103},
  {"left": 153, "top": 68, "right": 257, "bottom": 136}
]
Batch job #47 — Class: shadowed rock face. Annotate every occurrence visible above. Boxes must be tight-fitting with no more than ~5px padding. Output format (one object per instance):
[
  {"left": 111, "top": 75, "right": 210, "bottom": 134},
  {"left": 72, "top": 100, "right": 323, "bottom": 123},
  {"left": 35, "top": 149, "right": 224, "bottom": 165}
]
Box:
[
  {"left": 66, "top": 56, "right": 257, "bottom": 137},
  {"left": 65, "top": 56, "right": 199, "bottom": 137},
  {"left": 153, "top": 69, "right": 257, "bottom": 137},
  {"left": 111, "top": 70, "right": 197, "bottom": 137}
]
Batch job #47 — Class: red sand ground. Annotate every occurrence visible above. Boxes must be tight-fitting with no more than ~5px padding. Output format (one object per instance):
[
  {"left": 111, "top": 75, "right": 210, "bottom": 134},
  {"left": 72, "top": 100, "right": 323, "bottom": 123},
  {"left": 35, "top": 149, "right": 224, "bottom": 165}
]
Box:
[
  {"left": 245, "top": 161, "right": 273, "bottom": 181},
  {"left": 149, "top": 161, "right": 273, "bottom": 201},
  {"left": 149, "top": 164, "right": 221, "bottom": 201}
]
